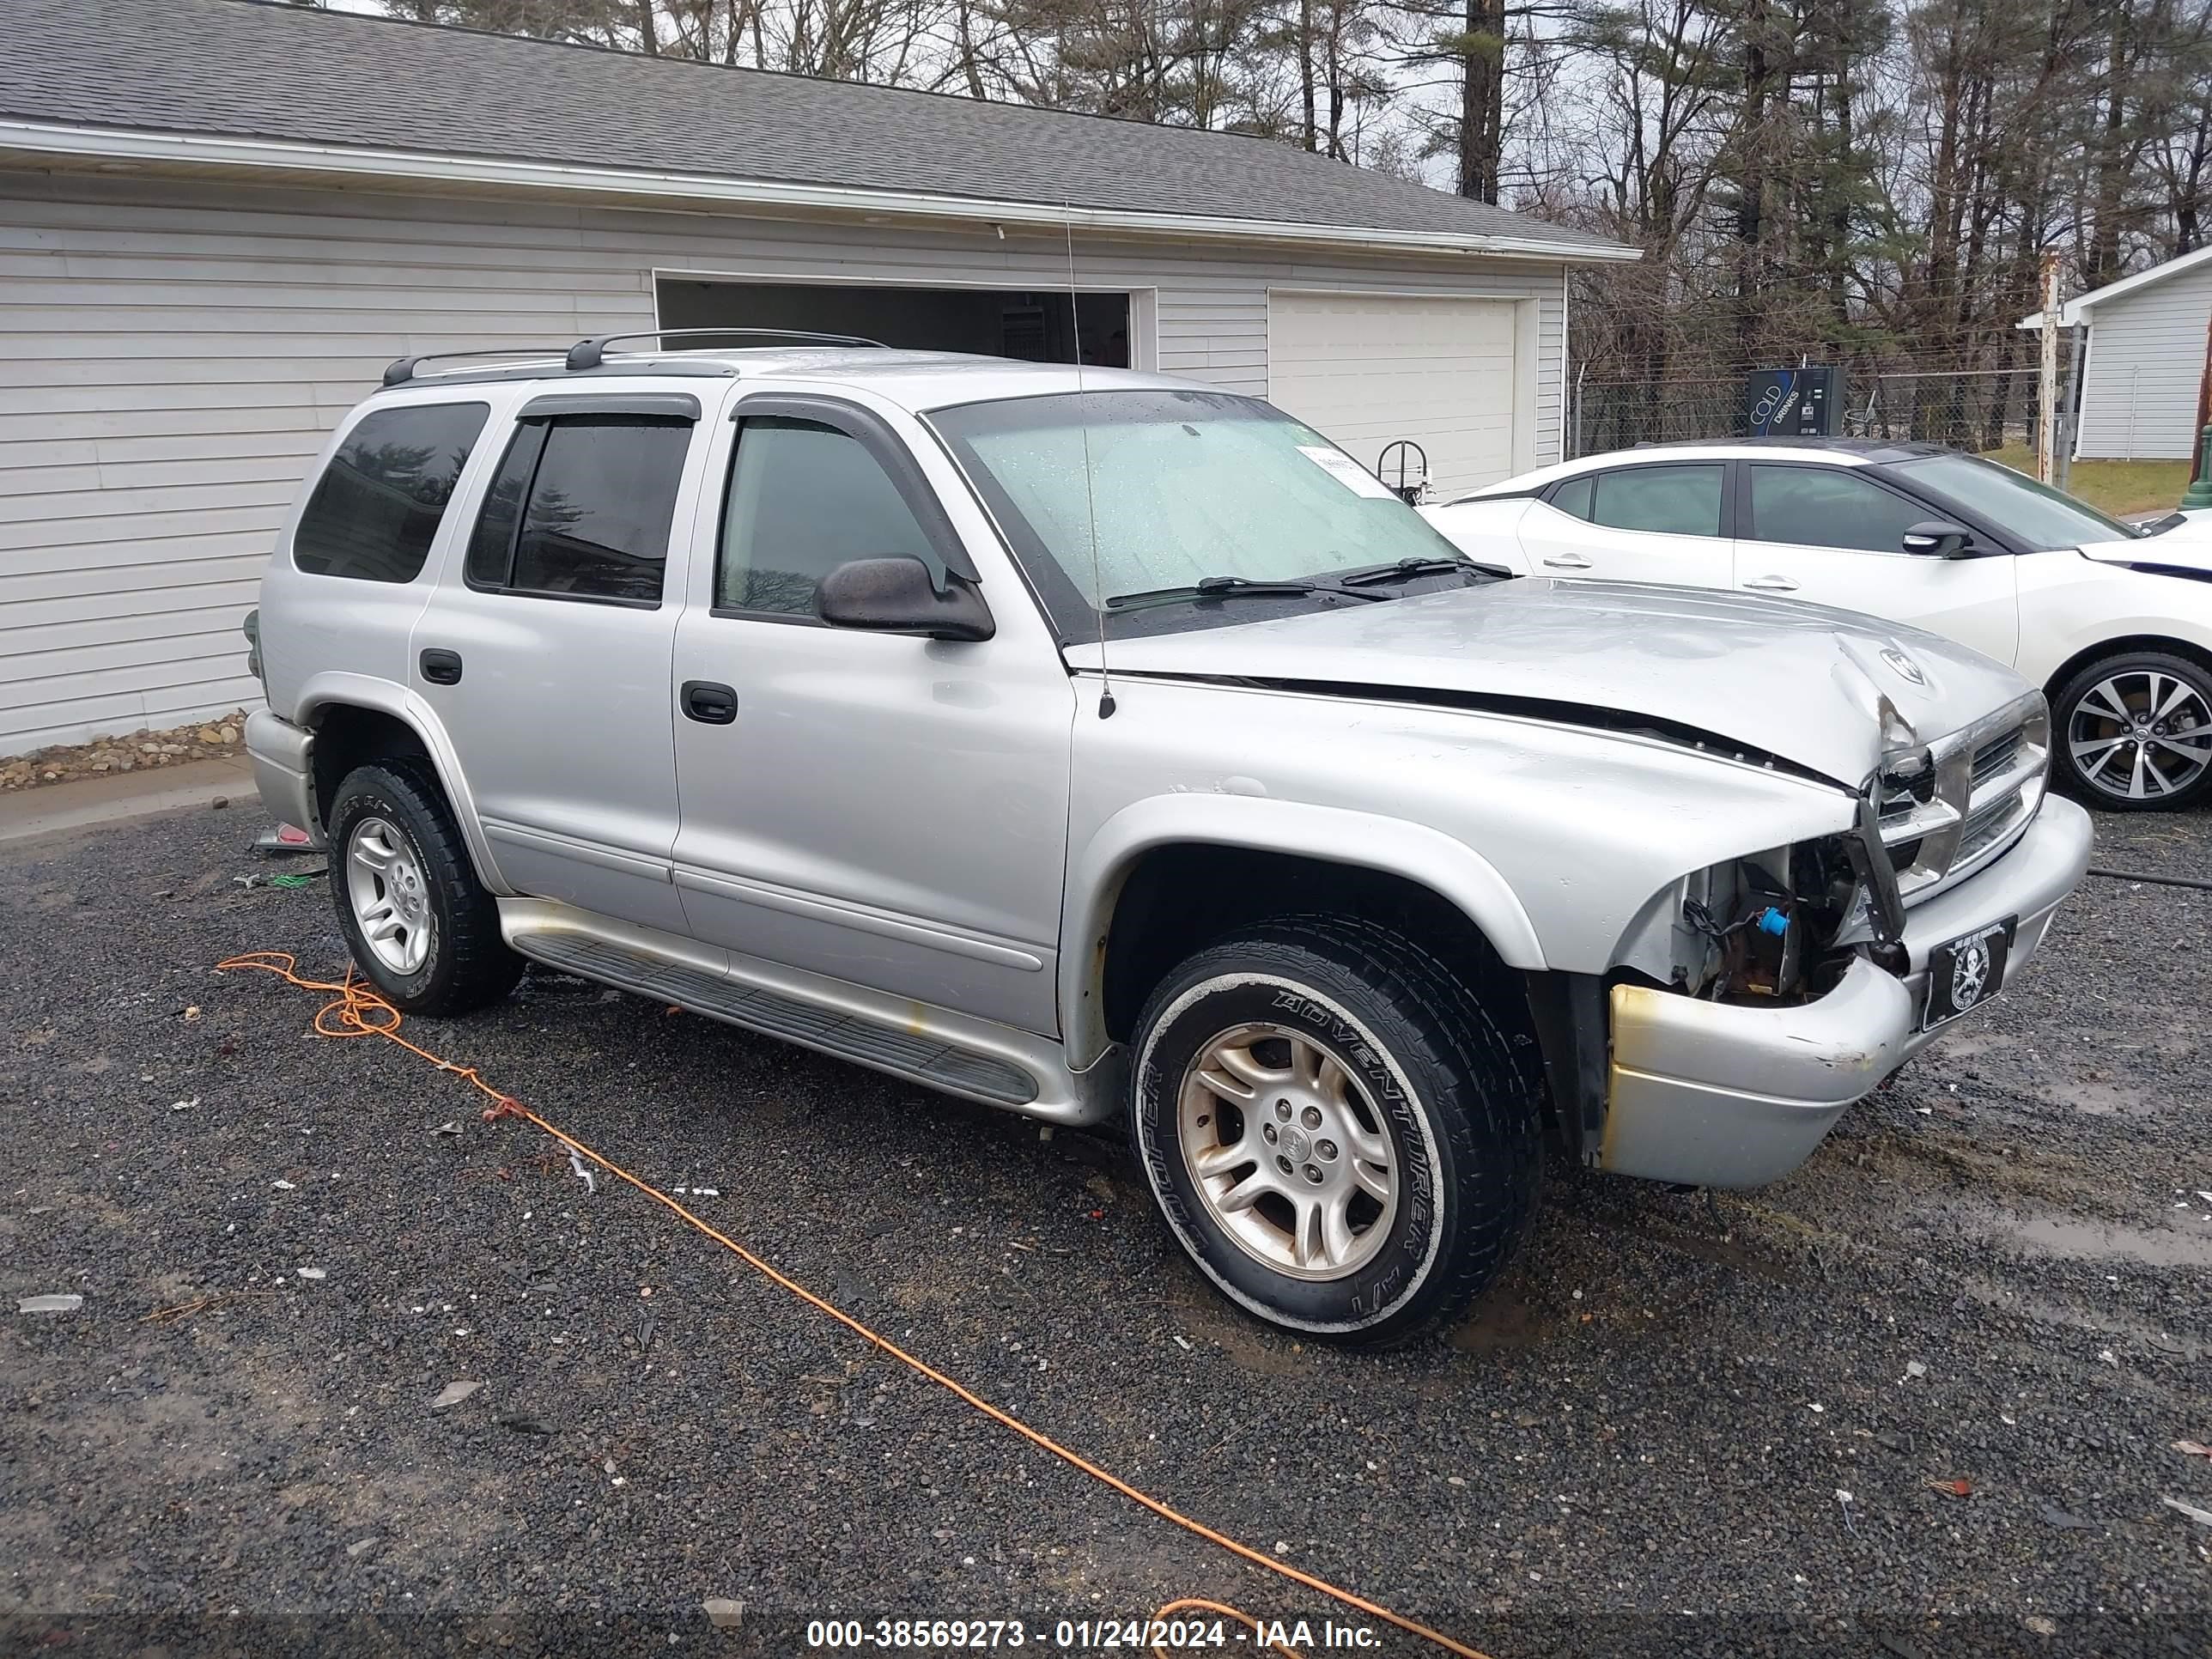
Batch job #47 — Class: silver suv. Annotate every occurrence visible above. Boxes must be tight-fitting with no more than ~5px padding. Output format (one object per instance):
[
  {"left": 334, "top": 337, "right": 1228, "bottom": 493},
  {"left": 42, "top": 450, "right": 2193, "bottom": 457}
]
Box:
[{"left": 244, "top": 333, "right": 2092, "bottom": 1344}]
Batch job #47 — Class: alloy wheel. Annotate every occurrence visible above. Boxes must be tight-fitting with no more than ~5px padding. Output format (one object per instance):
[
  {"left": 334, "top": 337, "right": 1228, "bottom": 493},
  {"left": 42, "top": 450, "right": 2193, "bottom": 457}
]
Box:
[
  {"left": 1175, "top": 1022, "right": 1397, "bottom": 1280},
  {"left": 344, "top": 815, "right": 434, "bottom": 975},
  {"left": 2067, "top": 670, "right": 2212, "bottom": 802}
]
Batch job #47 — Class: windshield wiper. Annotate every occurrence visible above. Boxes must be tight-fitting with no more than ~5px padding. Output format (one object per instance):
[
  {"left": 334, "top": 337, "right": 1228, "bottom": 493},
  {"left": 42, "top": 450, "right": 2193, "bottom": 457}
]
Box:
[
  {"left": 1335, "top": 555, "right": 1512, "bottom": 587},
  {"left": 1104, "top": 574, "right": 1390, "bottom": 610}
]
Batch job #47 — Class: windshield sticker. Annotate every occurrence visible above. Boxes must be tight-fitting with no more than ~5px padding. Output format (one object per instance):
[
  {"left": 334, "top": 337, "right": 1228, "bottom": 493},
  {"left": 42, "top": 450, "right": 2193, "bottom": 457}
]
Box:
[{"left": 1296, "top": 445, "right": 1398, "bottom": 500}]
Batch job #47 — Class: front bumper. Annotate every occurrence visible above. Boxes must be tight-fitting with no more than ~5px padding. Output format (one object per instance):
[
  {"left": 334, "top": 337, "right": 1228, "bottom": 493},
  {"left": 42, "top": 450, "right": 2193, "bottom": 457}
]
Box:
[
  {"left": 243, "top": 708, "right": 323, "bottom": 844},
  {"left": 1598, "top": 794, "right": 2093, "bottom": 1188}
]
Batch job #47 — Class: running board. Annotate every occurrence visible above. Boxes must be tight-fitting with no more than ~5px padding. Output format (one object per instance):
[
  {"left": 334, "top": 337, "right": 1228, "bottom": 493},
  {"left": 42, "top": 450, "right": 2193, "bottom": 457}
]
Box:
[{"left": 508, "top": 926, "right": 1044, "bottom": 1109}]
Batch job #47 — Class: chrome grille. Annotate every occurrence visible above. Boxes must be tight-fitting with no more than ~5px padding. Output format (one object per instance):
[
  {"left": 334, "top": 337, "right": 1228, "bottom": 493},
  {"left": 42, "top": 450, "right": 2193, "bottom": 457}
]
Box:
[
  {"left": 1955, "top": 793, "right": 2021, "bottom": 863},
  {"left": 1970, "top": 728, "right": 2023, "bottom": 790},
  {"left": 1868, "top": 693, "right": 2049, "bottom": 904}
]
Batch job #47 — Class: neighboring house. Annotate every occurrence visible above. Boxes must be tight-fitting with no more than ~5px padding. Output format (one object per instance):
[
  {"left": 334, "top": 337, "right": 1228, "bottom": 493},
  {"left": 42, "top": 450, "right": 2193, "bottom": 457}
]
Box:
[
  {"left": 0, "top": 0, "right": 1632, "bottom": 758},
  {"left": 2020, "top": 245, "right": 2212, "bottom": 463}
]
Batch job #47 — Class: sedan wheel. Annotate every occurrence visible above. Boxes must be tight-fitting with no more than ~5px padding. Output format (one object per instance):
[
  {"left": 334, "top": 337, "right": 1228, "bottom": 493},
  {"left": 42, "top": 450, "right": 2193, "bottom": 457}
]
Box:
[{"left": 2059, "top": 654, "right": 2212, "bottom": 809}]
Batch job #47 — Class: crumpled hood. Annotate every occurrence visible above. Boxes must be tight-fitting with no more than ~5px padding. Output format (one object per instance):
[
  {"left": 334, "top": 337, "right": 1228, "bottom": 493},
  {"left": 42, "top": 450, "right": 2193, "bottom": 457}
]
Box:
[{"left": 1064, "top": 578, "right": 2033, "bottom": 787}]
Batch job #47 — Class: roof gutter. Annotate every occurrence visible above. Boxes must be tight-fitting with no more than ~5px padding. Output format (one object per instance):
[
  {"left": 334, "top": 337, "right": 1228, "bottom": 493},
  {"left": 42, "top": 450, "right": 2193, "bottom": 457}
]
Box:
[
  {"left": 2016, "top": 246, "right": 2212, "bottom": 328},
  {"left": 0, "top": 118, "right": 1641, "bottom": 264}
]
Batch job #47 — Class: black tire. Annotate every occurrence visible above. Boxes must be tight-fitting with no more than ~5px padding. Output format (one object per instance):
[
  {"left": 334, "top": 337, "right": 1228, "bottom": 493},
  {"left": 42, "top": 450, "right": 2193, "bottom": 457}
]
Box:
[
  {"left": 1129, "top": 915, "right": 1544, "bottom": 1346},
  {"left": 2051, "top": 649, "right": 2212, "bottom": 812},
  {"left": 325, "top": 759, "right": 523, "bottom": 1016}
]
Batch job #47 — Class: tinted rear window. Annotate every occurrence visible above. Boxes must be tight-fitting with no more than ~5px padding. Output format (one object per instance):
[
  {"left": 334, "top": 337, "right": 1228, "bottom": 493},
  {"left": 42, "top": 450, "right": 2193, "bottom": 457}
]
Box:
[
  {"left": 1589, "top": 465, "right": 1724, "bottom": 536},
  {"left": 465, "top": 414, "right": 692, "bottom": 605},
  {"left": 293, "top": 403, "right": 489, "bottom": 581}
]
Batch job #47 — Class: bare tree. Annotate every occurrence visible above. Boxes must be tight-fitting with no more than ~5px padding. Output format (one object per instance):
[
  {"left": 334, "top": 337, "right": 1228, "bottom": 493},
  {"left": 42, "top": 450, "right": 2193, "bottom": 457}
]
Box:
[{"left": 377, "top": 0, "right": 2212, "bottom": 418}]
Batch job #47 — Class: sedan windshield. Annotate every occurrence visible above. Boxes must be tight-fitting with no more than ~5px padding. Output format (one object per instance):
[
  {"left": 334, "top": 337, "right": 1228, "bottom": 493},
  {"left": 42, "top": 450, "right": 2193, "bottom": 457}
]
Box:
[
  {"left": 927, "top": 388, "right": 1474, "bottom": 634},
  {"left": 1892, "top": 452, "right": 2139, "bottom": 551}
]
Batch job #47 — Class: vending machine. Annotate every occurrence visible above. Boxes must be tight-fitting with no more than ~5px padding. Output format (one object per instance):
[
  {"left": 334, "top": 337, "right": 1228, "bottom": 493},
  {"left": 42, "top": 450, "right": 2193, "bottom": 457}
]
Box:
[{"left": 1741, "top": 367, "right": 1844, "bottom": 437}]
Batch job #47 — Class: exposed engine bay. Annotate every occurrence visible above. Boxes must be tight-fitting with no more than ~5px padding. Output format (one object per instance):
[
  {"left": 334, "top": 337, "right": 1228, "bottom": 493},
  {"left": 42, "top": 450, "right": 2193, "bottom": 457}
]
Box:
[{"left": 1671, "top": 835, "right": 1870, "bottom": 1003}]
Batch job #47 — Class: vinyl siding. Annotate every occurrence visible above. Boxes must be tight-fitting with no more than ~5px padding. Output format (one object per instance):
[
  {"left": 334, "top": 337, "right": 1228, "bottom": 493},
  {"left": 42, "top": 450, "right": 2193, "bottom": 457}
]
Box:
[
  {"left": 0, "top": 170, "right": 1570, "bottom": 755},
  {"left": 2073, "top": 258, "right": 2212, "bottom": 460}
]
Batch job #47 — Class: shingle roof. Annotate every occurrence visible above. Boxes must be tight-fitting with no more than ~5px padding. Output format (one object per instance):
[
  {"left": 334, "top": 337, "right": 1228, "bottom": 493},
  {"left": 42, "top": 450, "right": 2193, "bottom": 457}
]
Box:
[{"left": 0, "top": 0, "right": 1629, "bottom": 257}]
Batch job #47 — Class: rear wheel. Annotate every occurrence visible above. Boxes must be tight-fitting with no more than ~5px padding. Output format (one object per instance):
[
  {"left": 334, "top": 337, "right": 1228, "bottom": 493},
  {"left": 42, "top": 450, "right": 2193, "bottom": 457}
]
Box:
[
  {"left": 1129, "top": 915, "right": 1542, "bottom": 1346},
  {"left": 326, "top": 760, "right": 523, "bottom": 1015},
  {"left": 2052, "top": 651, "right": 2212, "bottom": 811}
]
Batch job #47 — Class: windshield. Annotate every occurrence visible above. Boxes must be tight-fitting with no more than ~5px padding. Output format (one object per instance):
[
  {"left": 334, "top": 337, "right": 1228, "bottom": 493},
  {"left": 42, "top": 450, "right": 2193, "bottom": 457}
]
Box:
[
  {"left": 927, "top": 388, "right": 1472, "bottom": 635},
  {"left": 1892, "top": 452, "right": 2139, "bottom": 550}
]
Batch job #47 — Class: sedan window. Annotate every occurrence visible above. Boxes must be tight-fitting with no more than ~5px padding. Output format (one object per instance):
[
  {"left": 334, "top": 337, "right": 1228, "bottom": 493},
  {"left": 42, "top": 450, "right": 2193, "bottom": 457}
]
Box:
[
  {"left": 1750, "top": 465, "right": 1929, "bottom": 553},
  {"left": 1892, "top": 452, "right": 2137, "bottom": 550},
  {"left": 1589, "top": 465, "right": 1723, "bottom": 537},
  {"left": 1547, "top": 474, "right": 1595, "bottom": 520}
]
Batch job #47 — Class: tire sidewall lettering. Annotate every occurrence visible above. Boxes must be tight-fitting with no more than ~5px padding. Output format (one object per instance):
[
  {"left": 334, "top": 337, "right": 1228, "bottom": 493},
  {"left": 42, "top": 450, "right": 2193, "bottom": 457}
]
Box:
[
  {"left": 333, "top": 779, "right": 442, "bottom": 1001},
  {"left": 1133, "top": 969, "right": 1450, "bottom": 1335}
]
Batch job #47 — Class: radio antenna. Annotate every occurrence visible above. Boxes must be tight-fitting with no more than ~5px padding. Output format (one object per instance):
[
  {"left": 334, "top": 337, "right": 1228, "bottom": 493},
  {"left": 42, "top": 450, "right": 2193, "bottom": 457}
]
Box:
[{"left": 1065, "top": 204, "right": 1115, "bottom": 719}]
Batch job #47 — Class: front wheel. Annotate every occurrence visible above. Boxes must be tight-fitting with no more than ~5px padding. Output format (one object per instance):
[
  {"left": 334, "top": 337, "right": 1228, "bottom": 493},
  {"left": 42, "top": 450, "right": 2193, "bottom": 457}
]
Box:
[
  {"left": 1129, "top": 916, "right": 1542, "bottom": 1346},
  {"left": 2052, "top": 651, "right": 2212, "bottom": 811}
]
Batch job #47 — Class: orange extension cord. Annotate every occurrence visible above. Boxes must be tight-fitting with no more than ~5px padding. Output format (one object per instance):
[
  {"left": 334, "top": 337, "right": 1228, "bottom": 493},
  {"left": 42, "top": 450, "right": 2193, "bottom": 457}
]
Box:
[{"left": 215, "top": 951, "right": 1495, "bottom": 1659}]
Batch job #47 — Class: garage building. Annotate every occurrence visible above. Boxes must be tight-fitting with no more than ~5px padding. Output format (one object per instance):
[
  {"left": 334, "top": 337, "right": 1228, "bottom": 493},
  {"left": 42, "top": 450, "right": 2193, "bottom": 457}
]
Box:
[
  {"left": 0, "top": 0, "right": 1632, "bottom": 756},
  {"left": 2020, "top": 245, "right": 2212, "bottom": 463}
]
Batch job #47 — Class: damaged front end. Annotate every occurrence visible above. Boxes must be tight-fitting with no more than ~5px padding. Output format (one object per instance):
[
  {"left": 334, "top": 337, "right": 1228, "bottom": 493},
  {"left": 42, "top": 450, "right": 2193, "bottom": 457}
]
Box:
[
  {"left": 1571, "top": 690, "right": 2057, "bottom": 1188},
  {"left": 1626, "top": 691, "right": 2048, "bottom": 1008},
  {"left": 1671, "top": 827, "right": 1887, "bottom": 1004},
  {"left": 1605, "top": 819, "right": 1884, "bottom": 1016}
]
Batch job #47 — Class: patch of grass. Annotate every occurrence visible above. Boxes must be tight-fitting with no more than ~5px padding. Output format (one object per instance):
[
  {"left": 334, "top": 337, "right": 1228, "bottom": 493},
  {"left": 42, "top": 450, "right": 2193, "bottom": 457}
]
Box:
[{"left": 1982, "top": 443, "right": 2191, "bottom": 520}]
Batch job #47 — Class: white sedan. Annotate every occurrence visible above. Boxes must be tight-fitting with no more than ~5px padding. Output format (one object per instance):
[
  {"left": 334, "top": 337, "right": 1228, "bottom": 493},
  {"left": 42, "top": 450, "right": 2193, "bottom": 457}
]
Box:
[{"left": 1421, "top": 439, "right": 2212, "bottom": 810}]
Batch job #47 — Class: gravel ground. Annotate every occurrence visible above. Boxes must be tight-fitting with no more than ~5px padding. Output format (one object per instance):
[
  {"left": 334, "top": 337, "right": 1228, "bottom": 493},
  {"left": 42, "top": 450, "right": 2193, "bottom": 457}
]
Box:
[{"left": 2, "top": 800, "right": 2207, "bottom": 1659}]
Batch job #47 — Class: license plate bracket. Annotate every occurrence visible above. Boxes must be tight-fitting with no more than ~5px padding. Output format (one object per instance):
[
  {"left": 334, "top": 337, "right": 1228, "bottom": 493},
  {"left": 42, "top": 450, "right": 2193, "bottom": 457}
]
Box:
[{"left": 1921, "top": 917, "right": 2016, "bottom": 1031}]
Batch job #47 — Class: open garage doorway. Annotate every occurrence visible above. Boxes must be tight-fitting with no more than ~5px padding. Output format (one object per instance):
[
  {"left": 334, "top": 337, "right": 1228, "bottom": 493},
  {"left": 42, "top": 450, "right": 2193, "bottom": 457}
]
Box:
[{"left": 656, "top": 276, "right": 1146, "bottom": 368}]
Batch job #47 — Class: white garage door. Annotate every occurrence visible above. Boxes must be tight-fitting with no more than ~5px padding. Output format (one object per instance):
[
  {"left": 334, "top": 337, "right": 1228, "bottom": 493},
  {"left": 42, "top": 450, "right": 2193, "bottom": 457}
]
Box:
[{"left": 1267, "top": 293, "right": 1522, "bottom": 498}]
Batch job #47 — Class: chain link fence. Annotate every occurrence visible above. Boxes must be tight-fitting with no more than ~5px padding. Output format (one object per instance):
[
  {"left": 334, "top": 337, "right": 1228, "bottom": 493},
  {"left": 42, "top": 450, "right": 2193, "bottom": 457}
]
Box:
[{"left": 1568, "top": 365, "right": 2073, "bottom": 485}]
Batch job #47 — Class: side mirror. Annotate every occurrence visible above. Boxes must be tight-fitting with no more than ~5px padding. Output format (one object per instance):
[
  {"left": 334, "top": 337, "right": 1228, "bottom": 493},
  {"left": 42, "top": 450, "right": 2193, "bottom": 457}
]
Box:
[
  {"left": 817, "top": 557, "right": 994, "bottom": 642},
  {"left": 1901, "top": 520, "right": 1977, "bottom": 558}
]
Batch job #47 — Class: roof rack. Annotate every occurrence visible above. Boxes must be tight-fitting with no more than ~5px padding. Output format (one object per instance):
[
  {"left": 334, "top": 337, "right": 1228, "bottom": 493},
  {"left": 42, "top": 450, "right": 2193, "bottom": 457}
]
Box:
[
  {"left": 565, "top": 327, "right": 888, "bottom": 371},
  {"left": 382, "top": 346, "right": 571, "bottom": 387}
]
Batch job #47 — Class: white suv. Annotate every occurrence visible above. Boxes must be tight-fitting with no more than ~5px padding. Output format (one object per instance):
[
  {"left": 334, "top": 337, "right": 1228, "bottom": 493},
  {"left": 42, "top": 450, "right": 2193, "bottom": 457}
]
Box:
[
  {"left": 1422, "top": 440, "right": 2212, "bottom": 810},
  {"left": 243, "top": 336, "right": 2091, "bottom": 1344}
]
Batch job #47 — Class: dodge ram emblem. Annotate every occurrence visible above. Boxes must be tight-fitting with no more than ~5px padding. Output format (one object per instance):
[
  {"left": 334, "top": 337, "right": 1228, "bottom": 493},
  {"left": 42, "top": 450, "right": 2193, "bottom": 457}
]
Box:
[
  {"left": 1881, "top": 647, "right": 1928, "bottom": 687},
  {"left": 1951, "top": 938, "right": 1991, "bottom": 1009}
]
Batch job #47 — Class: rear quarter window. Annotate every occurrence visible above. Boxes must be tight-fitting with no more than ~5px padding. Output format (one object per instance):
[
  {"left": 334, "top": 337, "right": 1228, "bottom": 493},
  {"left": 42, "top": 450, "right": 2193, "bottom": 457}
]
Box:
[
  {"left": 292, "top": 402, "right": 490, "bottom": 582},
  {"left": 1547, "top": 474, "right": 1595, "bottom": 520}
]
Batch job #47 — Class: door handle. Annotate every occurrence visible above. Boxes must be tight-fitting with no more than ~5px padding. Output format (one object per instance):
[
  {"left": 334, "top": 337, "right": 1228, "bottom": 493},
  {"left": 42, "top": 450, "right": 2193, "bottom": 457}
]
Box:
[
  {"left": 1540, "top": 552, "right": 1593, "bottom": 570},
  {"left": 681, "top": 680, "right": 738, "bottom": 725},
  {"left": 1744, "top": 574, "right": 1802, "bottom": 592},
  {"left": 419, "top": 647, "right": 463, "bottom": 685}
]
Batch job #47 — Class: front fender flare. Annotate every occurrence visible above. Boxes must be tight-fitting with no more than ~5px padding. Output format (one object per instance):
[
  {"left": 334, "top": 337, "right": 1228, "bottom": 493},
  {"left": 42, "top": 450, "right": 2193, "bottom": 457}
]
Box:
[
  {"left": 292, "top": 671, "right": 514, "bottom": 897},
  {"left": 1060, "top": 793, "right": 1547, "bottom": 1069}
]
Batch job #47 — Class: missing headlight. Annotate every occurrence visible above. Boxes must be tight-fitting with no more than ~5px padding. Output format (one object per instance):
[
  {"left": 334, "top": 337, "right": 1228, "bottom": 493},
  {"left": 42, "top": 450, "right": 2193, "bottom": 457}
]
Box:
[{"left": 1677, "top": 835, "right": 1863, "bottom": 1002}]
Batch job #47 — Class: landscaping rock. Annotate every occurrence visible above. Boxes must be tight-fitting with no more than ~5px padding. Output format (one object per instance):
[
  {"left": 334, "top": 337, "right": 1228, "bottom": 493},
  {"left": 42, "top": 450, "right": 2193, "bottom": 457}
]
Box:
[{"left": 1, "top": 710, "right": 252, "bottom": 793}]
